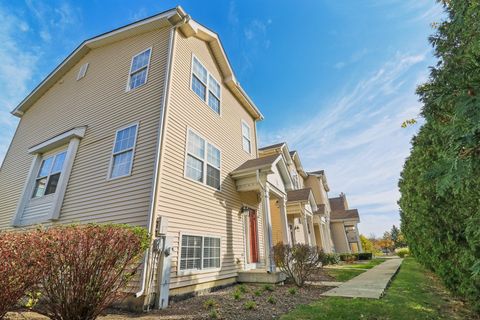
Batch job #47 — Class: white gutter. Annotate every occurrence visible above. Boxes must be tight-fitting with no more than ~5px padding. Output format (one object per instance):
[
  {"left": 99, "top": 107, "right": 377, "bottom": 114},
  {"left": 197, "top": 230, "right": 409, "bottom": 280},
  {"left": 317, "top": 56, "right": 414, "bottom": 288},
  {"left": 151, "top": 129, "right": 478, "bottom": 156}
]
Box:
[{"left": 135, "top": 12, "right": 187, "bottom": 299}]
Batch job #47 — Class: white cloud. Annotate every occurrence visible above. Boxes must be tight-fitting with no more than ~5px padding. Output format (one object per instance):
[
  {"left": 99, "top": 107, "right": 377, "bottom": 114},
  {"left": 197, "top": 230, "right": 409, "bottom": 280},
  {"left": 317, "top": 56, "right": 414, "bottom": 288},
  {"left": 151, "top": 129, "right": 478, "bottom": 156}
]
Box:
[
  {"left": 259, "top": 51, "right": 430, "bottom": 235},
  {"left": 129, "top": 7, "right": 147, "bottom": 22}
]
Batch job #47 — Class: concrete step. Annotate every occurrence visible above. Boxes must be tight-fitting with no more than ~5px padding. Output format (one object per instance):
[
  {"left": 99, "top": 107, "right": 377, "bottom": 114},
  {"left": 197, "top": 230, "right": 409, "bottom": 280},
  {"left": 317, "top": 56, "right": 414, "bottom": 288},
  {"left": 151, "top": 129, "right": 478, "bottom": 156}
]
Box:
[{"left": 237, "top": 270, "right": 287, "bottom": 284}]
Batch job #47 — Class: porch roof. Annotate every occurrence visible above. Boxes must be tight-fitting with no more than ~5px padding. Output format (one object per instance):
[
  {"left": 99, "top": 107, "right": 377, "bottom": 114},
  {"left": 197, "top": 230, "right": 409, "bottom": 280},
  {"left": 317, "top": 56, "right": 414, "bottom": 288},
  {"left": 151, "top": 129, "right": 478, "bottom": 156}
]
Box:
[
  {"left": 232, "top": 154, "right": 280, "bottom": 173},
  {"left": 331, "top": 209, "right": 360, "bottom": 222},
  {"left": 287, "top": 188, "right": 312, "bottom": 202}
]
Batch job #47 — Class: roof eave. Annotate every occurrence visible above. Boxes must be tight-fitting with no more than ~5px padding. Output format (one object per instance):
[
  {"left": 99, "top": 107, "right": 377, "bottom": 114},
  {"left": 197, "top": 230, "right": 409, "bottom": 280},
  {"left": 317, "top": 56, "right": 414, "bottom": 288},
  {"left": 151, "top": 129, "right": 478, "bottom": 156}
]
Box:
[{"left": 11, "top": 7, "right": 183, "bottom": 118}]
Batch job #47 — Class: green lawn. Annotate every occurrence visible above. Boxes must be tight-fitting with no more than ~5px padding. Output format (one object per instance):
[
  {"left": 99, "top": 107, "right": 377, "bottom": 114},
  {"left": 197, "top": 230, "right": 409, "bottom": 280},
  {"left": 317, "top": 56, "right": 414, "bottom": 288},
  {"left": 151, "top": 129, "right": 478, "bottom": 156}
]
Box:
[
  {"left": 282, "top": 258, "right": 473, "bottom": 320},
  {"left": 325, "top": 268, "right": 366, "bottom": 282},
  {"left": 325, "top": 258, "right": 387, "bottom": 281}
]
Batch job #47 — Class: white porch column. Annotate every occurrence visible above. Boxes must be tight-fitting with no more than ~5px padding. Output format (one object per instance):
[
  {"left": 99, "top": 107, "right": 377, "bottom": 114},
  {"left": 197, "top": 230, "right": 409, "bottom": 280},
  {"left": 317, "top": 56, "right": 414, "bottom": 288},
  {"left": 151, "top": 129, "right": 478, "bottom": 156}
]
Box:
[
  {"left": 308, "top": 216, "right": 316, "bottom": 247},
  {"left": 261, "top": 185, "right": 275, "bottom": 272},
  {"left": 301, "top": 214, "right": 311, "bottom": 245},
  {"left": 278, "top": 197, "right": 291, "bottom": 245}
]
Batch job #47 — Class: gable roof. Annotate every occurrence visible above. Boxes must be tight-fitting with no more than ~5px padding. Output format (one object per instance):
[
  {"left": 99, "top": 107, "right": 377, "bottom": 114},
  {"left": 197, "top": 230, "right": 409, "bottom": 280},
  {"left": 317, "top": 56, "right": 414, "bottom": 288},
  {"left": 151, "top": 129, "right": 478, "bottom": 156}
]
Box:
[
  {"left": 329, "top": 196, "right": 346, "bottom": 212},
  {"left": 232, "top": 154, "right": 280, "bottom": 172},
  {"left": 258, "top": 142, "right": 286, "bottom": 151},
  {"left": 287, "top": 188, "right": 312, "bottom": 202},
  {"left": 11, "top": 6, "right": 263, "bottom": 121},
  {"left": 331, "top": 209, "right": 360, "bottom": 221}
]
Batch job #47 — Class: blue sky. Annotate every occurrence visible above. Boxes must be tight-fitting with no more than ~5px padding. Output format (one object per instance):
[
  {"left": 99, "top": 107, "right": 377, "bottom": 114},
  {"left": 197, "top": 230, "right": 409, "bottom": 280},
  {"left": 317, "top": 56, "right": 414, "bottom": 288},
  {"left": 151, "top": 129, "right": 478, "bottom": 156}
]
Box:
[{"left": 0, "top": 0, "right": 444, "bottom": 236}]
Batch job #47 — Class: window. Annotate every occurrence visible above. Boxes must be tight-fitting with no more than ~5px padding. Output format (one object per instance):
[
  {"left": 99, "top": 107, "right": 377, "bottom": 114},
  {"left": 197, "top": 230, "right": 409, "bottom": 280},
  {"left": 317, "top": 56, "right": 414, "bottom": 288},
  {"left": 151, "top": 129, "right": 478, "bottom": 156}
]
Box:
[
  {"left": 241, "top": 121, "right": 251, "bottom": 153},
  {"left": 180, "top": 234, "right": 221, "bottom": 271},
  {"left": 185, "top": 130, "right": 221, "bottom": 190},
  {"left": 32, "top": 151, "right": 67, "bottom": 198},
  {"left": 191, "top": 56, "right": 221, "bottom": 114},
  {"left": 76, "top": 63, "right": 89, "bottom": 80},
  {"left": 127, "top": 48, "right": 151, "bottom": 91},
  {"left": 110, "top": 124, "right": 138, "bottom": 179}
]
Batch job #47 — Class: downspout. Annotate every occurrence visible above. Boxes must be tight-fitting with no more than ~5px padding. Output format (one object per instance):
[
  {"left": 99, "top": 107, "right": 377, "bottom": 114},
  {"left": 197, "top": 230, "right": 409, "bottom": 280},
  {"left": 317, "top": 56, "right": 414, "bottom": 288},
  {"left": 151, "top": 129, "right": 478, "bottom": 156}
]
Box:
[{"left": 135, "top": 13, "right": 188, "bottom": 300}]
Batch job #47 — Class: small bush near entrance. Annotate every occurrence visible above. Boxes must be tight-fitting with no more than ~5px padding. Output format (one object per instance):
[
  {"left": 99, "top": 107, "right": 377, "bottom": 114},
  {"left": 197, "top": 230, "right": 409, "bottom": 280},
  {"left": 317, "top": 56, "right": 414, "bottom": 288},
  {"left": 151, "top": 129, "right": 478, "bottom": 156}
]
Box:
[
  {"left": 34, "top": 224, "right": 149, "bottom": 320},
  {"left": 322, "top": 253, "right": 341, "bottom": 265},
  {"left": 395, "top": 247, "right": 410, "bottom": 258},
  {"left": 339, "top": 252, "right": 373, "bottom": 262},
  {"left": 273, "top": 243, "right": 326, "bottom": 287},
  {"left": 0, "top": 230, "right": 46, "bottom": 318}
]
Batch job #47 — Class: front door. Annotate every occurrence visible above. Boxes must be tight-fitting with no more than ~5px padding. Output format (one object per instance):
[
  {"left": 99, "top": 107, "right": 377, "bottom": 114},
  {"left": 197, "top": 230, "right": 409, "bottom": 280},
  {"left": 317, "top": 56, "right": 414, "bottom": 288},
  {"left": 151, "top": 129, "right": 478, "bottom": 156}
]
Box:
[{"left": 249, "top": 209, "right": 259, "bottom": 263}]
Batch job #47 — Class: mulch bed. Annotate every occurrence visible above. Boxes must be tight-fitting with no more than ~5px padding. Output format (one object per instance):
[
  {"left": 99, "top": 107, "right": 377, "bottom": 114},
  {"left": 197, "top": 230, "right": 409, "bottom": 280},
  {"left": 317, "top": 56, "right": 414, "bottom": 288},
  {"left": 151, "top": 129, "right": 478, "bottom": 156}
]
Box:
[
  {"left": 307, "top": 268, "right": 338, "bottom": 282},
  {"left": 7, "top": 283, "right": 330, "bottom": 320}
]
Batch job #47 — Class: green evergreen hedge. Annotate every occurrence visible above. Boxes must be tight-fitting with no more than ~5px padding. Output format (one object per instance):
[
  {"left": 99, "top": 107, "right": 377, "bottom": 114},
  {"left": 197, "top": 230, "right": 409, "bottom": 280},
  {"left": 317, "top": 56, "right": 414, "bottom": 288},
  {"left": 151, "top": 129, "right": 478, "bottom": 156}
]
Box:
[{"left": 399, "top": 0, "right": 480, "bottom": 312}]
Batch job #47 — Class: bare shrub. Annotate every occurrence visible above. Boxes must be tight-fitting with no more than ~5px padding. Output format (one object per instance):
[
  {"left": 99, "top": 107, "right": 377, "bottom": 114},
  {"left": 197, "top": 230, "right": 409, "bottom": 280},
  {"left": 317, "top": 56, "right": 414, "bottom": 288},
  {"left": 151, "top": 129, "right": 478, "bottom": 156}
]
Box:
[
  {"left": 34, "top": 224, "right": 149, "bottom": 320},
  {"left": 273, "top": 243, "right": 326, "bottom": 287},
  {"left": 0, "top": 230, "right": 45, "bottom": 318}
]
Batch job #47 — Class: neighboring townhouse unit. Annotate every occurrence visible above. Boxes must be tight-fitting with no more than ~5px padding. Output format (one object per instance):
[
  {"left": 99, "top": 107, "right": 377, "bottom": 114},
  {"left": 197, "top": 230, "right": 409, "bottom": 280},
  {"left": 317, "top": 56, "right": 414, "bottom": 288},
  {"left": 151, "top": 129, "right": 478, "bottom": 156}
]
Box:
[
  {"left": 329, "top": 193, "right": 363, "bottom": 253},
  {"left": 0, "top": 7, "right": 271, "bottom": 309},
  {"left": 255, "top": 143, "right": 335, "bottom": 253}
]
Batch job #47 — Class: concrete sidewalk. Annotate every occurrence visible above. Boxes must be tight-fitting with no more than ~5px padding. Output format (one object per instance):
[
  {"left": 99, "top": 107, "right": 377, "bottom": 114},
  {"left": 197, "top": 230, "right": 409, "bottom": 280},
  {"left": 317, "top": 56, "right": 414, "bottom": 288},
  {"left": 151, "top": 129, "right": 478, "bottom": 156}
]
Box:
[{"left": 322, "top": 258, "right": 403, "bottom": 299}]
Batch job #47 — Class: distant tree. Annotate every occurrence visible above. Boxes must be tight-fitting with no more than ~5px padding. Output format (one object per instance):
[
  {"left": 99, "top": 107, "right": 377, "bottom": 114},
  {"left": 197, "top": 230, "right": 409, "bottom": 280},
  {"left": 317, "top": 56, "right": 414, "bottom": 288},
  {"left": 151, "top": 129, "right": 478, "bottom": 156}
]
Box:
[
  {"left": 359, "top": 235, "right": 374, "bottom": 253},
  {"left": 390, "top": 225, "right": 407, "bottom": 248}
]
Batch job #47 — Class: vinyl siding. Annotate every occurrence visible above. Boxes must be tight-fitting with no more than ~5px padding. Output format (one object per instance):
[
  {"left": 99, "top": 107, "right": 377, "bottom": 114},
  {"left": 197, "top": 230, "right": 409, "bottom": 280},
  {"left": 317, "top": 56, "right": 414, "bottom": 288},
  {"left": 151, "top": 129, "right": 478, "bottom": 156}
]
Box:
[
  {"left": 154, "top": 29, "right": 261, "bottom": 291},
  {"left": 0, "top": 26, "right": 171, "bottom": 286}
]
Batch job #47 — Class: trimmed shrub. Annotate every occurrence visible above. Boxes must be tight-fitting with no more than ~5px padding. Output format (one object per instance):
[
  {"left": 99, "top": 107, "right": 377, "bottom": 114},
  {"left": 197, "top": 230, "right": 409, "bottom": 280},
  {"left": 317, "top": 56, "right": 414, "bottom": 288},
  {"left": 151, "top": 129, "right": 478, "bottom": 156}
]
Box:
[
  {"left": 34, "top": 224, "right": 149, "bottom": 320},
  {"left": 395, "top": 247, "right": 410, "bottom": 258},
  {"left": 0, "top": 230, "right": 46, "bottom": 318},
  {"left": 357, "top": 252, "right": 373, "bottom": 260},
  {"left": 273, "top": 243, "right": 326, "bottom": 287},
  {"left": 339, "top": 253, "right": 358, "bottom": 263},
  {"left": 322, "top": 253, "right": 340, "bottom": 265}
]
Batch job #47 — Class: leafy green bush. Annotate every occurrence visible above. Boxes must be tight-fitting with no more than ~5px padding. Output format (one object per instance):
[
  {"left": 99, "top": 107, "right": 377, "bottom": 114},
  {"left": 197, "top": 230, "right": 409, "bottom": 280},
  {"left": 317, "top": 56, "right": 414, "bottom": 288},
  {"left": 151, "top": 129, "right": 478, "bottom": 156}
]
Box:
[
  {"left": 209, "top": 309, "right": 219, "bottom": 319},
  {"left": 244, "top": 301, "right": 256, "bottom": 310},
  {"left": 398, "top": 0, "right": 480, "bottom": 312},
  {"left": 288, "top": 287, "right": 297, "bottom": 295},
  {"left": 253, "top": 289, "right": 262, "bottom": 297},
  {"left": 322, "top": 253, "right": 340, "bottom": 265},
  {"left": 236, "top": 284, "right": 248, "bottom": 293},
  {"left": 357, "top": 252, "right": 373, "bottom": 260},
  {"left": 395, "top": 247, "right": 410, "bottom": 258},
  {"left": 339, "top": 253, "right": 358, "bottom": 263}
]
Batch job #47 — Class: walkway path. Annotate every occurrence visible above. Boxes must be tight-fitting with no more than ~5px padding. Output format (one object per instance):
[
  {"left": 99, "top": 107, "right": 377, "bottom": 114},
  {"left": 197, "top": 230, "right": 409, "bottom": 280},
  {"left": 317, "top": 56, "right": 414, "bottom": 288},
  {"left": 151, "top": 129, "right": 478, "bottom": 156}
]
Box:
[{"left": 322, "top": 258, "right": 403, "bottom": 299}]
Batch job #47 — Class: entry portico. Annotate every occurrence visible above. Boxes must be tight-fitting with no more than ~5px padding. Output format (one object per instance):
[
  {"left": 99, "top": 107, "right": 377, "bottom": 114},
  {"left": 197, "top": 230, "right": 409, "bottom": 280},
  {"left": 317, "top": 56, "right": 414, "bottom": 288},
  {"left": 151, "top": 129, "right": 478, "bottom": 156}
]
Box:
[{"left": 231, "top": 154, "right": 293, "bottom": 274}]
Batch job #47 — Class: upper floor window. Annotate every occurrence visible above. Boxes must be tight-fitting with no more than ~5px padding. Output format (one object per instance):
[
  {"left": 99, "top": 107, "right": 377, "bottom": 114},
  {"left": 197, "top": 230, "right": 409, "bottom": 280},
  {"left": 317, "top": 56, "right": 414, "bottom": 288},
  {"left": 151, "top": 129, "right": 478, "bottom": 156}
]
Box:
[
  {"left": 191, "top": 56, "right": 221, "bottom": 114},
  {"left": 110, "top": 124, "right": 138, "bottom": 179},
  {"left": 32, "top": 151, "right": 67, "bottom": 198},
  {"left": 185, "top": 129, "right": 221, "bottom": 190},
  {"left": 241, "top": 121, "right": 251, "bottom": 153},
  {"left": 127, "top": 48, "right": 151, "bottom": 91}
]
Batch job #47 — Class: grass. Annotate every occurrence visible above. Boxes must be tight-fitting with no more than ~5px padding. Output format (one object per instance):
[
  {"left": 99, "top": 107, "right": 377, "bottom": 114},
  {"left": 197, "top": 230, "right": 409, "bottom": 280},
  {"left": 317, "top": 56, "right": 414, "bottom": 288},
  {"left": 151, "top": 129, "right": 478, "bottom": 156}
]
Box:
[
  {"left": 326, "top": 268, "right": 366, "bottom": 282},
  {"left": 324, "top": 258, "right": 386, "bottom": 281},
  {"left": 281, "top": 258, "right": 474, "bottom": 320}
]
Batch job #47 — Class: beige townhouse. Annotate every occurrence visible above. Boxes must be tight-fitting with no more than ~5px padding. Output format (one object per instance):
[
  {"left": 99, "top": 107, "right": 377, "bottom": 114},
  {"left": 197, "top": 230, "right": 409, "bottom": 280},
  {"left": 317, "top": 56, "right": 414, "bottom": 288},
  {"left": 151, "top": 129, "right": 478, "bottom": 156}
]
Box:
[
  {"left": 0, "top": 6, "right": 279, "bottom": 310},
  {"left": 255, "top": 143, "right": 335, "bottom": 253},
  {"left": 329, "top": 193, "right": 363, "bottom": 253}
]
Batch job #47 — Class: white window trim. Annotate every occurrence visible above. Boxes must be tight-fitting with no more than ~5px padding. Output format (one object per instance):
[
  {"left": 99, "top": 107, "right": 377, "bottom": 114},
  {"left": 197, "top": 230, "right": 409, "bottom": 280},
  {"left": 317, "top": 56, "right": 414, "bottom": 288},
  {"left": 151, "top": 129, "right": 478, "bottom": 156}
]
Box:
[
  {"left": 241, "top": 120, "right": 252, "bottom": 154},
  {"left": 183, "top": 127, "right": 222, "bottom": 191},
  {"left": 12, "top": 127, "right": 86, "bottom": 226},
  {"left": 190, "top": 54, "right": 222, "bottom": 116},
  {"left": 126, "top": 47, "right": 152, "bottom": 92},
  {"left": 177, "top": 231, "right": 222, "bottom": 276},
  {"left": 31, "top": 149, "right": 68, "bottom": 199},
  {"left": 107, "top": 122, "right": 139, "bottom": 180}
]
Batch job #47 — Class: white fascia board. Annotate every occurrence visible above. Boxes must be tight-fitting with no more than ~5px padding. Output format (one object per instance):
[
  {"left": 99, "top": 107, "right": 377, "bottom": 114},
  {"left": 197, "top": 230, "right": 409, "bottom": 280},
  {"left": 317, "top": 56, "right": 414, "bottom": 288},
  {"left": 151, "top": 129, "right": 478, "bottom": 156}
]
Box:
[{"left": 28, "top": 127, "right": 86, "bottom": 154}]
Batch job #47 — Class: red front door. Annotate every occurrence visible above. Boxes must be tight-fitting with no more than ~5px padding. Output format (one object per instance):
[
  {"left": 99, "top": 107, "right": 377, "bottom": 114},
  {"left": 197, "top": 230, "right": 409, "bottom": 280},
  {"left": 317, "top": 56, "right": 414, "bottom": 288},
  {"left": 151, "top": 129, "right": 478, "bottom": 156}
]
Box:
[{"left": 249, "top": 209, "right": 259, "bottom": 263}]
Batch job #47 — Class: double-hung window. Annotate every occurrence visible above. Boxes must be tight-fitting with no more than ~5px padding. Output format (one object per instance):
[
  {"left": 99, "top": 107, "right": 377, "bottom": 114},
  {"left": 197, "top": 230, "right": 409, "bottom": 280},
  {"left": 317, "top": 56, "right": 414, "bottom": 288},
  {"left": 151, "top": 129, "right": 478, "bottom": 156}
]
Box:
[
  {"left": 110, "top": 124, "right": 138, "bottom": 179},
  {"left": 185, "top": 130, "right": 221, "bottom": 190},
  {"left": 127, "top": 48, "right": 151, "bottom": 91},
  {"left": 32, "top": 151, "right": 67, "bottom": 198},
  {"left": 191, "top": 56, "right": 221, "bottom": 114},
  {"left": 241, "top": 121, "right": 251, "bottom": 153},
  {"left": 179, "top": 234, "right": 221, "bottom": 272}
]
